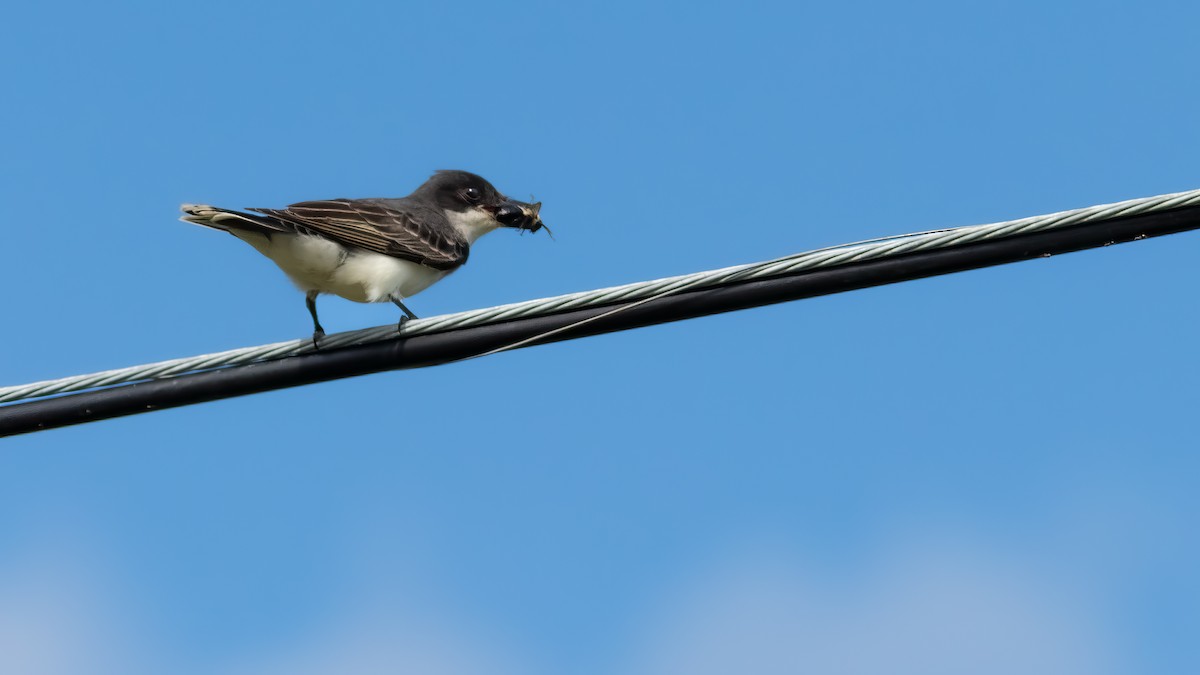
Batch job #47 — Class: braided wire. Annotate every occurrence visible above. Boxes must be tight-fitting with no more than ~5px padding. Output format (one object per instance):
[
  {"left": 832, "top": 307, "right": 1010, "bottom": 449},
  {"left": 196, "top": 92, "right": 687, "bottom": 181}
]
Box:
[{"left": 4, "top": 187, "right": 1199, "bottom": 404}]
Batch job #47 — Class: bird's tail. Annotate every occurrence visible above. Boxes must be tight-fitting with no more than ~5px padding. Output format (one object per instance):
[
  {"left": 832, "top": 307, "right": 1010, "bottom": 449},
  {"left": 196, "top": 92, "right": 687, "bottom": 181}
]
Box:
[{"left": 179, "top": 204, "right": 287, "bottom": 234}]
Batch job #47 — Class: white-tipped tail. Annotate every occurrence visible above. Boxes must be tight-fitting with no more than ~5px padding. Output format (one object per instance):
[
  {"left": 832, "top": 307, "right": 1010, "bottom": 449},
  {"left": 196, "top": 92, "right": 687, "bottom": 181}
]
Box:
[
  {"left": 181, "top": 203, "right": 218, "bottom": 216},
  {"left": 180, "top": 203, "right": 227, "bottom": 229},
  {"left": 179, "top": 203, "right": 276, "bottom": 232}
]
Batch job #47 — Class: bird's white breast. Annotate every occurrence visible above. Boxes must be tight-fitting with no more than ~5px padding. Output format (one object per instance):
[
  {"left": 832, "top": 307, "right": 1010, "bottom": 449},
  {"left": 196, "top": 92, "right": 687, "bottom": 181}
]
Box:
[{"left": 233, "top": 231, "right": 448, "bottom": 303}]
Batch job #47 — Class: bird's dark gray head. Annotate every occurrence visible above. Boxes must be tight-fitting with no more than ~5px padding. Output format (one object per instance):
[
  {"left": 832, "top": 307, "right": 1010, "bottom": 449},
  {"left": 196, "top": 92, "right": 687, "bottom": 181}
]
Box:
[{"left": 412, "top": 170, "right": 546, "bottom": 233}]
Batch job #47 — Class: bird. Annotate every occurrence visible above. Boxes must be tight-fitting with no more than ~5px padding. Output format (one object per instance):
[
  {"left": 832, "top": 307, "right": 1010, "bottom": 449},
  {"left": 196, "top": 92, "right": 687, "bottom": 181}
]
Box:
[{"left": 180, "top": 170, "right": 546, "bottom": 346}]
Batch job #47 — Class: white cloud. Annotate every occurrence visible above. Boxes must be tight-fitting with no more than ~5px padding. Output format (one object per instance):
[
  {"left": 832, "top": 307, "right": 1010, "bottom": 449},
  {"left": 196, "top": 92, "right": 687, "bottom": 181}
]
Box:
[
  {"left": 623, "top": 540, "right": 1120, "bottom": 675},
  {"left": 216, "top": 604, "right": 527, "bottom": 675},
  {"left": 0, "top": 530, "right": 1125, "bottom": 675},
  {"left": 0, "top": 551, "right": 153, "bottom": 675},
  {"left": 0, "top": 535, "right": 527, "bottom": 675}
]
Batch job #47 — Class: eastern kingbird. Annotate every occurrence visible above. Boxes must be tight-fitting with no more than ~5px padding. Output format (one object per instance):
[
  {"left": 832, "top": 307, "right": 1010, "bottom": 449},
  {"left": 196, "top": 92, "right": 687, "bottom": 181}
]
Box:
[{"left": 181, "top": 170, "right": 546, "bottom": 345}]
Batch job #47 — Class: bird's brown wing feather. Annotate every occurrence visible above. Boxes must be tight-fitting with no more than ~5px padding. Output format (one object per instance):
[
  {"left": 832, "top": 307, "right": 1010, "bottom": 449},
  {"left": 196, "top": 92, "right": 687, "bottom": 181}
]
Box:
[{"left": 247, "top": 199, "right": 468, "bottom": 270}]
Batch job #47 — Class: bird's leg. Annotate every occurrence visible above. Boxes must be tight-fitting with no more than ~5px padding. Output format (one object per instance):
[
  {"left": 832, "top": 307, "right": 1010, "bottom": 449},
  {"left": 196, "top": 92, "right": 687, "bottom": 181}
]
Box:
[
  {"left": 390, "top": 294, "right": 419, "bottom": 332},
  {"left": 306, "top": 291, "right": 326, "bottom": 348}
]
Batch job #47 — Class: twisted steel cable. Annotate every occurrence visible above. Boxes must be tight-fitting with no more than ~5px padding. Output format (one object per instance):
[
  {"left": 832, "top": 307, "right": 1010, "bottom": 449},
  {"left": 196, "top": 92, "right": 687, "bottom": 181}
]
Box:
[{"left": 3, "top": 186, "right": 1200, "bottom": 405}]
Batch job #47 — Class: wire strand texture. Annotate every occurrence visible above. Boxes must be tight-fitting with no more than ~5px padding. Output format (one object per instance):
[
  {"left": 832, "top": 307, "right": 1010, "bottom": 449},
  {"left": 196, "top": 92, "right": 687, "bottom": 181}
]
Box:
[{"left": 4, "top": 187, "right": 1200, "bottom": 405}]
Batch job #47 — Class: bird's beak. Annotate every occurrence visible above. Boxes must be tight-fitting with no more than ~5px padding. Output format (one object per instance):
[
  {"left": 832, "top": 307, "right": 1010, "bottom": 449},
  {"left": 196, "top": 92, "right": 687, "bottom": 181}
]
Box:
[{"left": 494, "top": 198, "right": 546, "bottom": 233}]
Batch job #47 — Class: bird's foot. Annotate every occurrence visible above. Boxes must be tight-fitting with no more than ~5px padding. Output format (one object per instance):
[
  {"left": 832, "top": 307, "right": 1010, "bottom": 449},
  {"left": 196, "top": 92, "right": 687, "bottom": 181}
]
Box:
[{"left": 312, "top": 328, "right": 326, "bottom": 349}]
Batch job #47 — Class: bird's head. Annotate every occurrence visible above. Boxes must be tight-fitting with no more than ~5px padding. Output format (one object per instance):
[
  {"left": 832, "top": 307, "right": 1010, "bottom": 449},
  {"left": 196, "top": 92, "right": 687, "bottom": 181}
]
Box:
[{"left": 416, "top": 170, "right": 548, "bottom": 240}]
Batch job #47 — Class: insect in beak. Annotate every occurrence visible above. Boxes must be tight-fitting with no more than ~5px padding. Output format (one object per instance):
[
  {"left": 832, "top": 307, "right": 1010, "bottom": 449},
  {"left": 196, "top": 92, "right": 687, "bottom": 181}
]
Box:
[{"left": 524, "top": 198, "right": 553, "bottom": 240}]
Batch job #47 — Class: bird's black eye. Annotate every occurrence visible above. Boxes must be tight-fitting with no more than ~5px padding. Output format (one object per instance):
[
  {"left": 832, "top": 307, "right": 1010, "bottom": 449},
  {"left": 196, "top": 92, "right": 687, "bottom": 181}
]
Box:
[{"left": 462, "top": 186, "right": 482, "bottom": 203}]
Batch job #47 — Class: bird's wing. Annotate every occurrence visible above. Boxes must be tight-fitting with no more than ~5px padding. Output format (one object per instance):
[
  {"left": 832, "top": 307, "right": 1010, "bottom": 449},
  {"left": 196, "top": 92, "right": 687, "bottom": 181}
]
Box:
[{"left": 247, "top": 199, "right": 469, "bottom": 270}]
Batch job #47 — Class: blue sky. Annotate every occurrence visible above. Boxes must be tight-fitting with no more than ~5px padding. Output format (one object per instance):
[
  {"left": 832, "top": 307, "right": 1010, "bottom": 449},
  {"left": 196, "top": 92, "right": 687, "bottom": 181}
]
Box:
[{"left": 2, "top": 1, "right": 1198, "bottom": 673}]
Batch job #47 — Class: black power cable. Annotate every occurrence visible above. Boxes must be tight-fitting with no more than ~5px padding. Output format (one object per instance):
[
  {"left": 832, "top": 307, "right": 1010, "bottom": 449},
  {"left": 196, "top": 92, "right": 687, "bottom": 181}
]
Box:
[{"left": 3, "top": 204, "right": 1199, "bottom": 437}]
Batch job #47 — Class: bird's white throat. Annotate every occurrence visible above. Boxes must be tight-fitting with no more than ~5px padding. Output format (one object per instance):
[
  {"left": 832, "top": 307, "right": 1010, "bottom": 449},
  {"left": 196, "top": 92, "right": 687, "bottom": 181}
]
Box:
[{"left": 446, "top": 207, "right": 502, "bottom": 244}]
